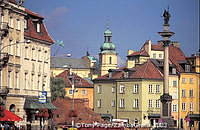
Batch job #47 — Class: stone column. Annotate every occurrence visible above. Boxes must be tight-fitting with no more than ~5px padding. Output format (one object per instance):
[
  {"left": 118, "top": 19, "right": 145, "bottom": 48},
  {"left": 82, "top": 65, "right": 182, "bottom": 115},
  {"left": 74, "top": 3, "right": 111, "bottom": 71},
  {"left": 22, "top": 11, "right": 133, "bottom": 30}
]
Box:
[{"left": 158, "top": 22, "right": 175, "bottom": 127}]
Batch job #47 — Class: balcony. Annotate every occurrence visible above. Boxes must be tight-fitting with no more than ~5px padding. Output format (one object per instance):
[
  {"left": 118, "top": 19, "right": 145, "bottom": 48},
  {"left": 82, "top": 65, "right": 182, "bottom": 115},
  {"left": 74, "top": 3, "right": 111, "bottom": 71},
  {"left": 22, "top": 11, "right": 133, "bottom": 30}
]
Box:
[
  {"left": 0, "top": 53, "right": 9, "bottom": 70},
  {"left": 0, "top": 22, "right": 9, "bottom": 37},
  {"left": 0, "top": 86, "right": 9, "bottom": 96}
]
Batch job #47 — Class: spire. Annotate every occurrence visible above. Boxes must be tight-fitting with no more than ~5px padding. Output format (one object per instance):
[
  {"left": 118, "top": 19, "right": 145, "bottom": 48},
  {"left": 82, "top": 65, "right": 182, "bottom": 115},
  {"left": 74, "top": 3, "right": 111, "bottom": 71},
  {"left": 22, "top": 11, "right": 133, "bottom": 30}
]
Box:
[
  {"left": 100, "top": 26, "right": 116, "bottom": 53},
  {"left": 86, "top": 51, "right": 90, "bottom": 56}
]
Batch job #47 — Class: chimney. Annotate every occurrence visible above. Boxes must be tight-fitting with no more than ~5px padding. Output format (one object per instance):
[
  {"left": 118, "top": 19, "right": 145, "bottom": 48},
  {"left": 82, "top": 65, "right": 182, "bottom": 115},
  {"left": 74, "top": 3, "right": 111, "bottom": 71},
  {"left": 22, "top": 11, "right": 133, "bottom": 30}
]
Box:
[
  {"left": 171, "top": 41, "right": 180, "bottom": 48},
  {"left": 143, "top": 40, "right": 151, "bottom": 55}
]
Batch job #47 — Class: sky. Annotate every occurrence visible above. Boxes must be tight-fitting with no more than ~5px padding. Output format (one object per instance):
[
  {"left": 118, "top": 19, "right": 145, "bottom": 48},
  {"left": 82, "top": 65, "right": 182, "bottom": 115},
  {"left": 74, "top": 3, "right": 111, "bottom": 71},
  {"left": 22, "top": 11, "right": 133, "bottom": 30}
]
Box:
[{"left": 24, "top": 0, "right": 199, "bottom": 62}]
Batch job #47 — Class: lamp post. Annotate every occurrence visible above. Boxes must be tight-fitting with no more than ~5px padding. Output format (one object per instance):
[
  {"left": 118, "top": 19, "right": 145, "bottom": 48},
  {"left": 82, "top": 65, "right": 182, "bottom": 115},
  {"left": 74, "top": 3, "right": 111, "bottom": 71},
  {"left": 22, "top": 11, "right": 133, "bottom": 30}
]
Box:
[{"left": 67, "top": 65, "right": 75, "bottom": 127}]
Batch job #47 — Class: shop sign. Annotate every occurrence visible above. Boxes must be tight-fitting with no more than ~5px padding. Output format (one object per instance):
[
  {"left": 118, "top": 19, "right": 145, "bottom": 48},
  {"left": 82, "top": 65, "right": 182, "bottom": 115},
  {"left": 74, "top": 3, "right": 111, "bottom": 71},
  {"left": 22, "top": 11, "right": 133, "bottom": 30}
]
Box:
[{"left": 38, "top": 91, "right": 47, "bottom": 103}]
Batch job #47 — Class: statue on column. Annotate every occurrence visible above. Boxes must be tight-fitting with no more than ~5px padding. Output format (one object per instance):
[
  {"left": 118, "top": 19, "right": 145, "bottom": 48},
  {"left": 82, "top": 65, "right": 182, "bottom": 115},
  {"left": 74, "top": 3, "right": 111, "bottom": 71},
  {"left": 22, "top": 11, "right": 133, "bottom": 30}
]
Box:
[{"left": 163, "top": 9, "right": 171, "bottom": 25}]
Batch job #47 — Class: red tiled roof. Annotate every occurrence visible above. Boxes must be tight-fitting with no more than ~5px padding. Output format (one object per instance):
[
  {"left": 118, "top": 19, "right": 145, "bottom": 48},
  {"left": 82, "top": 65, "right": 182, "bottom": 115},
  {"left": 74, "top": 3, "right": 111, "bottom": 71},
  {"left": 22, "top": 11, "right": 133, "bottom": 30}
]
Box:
[
  {"left": 25, "top": 9, "right": 44, "bottom": 19},
  {"left": 52, "top": 98, "right": 104, "bottom": 125},
  {"left": 129, "top": 60, "right": 163, "bottom": 79},
  {"left": 142, "top": 41, "right": 186, "bottom": 72},
  {"left": 127, "top": 50, "right": 149, "bottom": 57},
  {"left": 56, "top": 70, "right": 93, "bottom": 88},
  {"left": 151, "top": 43, "right": 164, "bottom": 51},
  {"left": 95, "top": 60, "right": 163, "bottom": 80},
  {"left": 168, "top": 45, "right": 186, "bottom": 72},
  {"left": 8, "top": 0, "right": 17, "bottom": 4},
  {"left": 24, "top": 9, "right": 54, "bottom": 44}
]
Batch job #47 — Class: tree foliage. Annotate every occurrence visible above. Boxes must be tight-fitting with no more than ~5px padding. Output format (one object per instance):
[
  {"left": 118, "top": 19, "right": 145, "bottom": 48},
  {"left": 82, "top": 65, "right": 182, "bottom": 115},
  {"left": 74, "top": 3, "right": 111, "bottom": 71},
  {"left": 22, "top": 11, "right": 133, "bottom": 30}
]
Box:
[{"left": 50, "top": 77, "right": 66, "bottom": 101}]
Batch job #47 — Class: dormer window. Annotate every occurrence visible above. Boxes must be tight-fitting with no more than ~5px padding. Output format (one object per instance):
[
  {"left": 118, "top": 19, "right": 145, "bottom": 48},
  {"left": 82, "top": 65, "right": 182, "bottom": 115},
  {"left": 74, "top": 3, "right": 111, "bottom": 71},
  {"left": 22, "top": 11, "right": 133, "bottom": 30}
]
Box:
[
  {"left": 36, "top": 23, "right": 40, "bottom": 32},
  {"left": 124, "top": 71, "right": 129, "bottom": 78},
  {"left": 172, "top": 68, "right": 176, "bottom": 74},
  {"left": 185, "top": 65, "right": 190, "bottom": 72}
]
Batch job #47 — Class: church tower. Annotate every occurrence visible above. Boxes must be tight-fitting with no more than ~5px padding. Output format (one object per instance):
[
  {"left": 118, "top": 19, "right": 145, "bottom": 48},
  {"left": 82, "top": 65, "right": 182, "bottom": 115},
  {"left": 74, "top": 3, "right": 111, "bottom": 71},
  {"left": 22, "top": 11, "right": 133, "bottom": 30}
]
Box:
[{"left": 99, "top": 27, "right": 118, "bottom": 76}]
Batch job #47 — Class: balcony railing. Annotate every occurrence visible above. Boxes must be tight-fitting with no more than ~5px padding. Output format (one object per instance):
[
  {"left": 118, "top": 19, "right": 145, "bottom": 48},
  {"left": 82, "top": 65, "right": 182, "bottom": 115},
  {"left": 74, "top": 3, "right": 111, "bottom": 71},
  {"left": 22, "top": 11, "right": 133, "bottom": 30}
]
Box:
[
  {"left": 0, "top": 53, "right": 9, "bottom": 70},
  {"left": 0, "top": 86, "right": 9, "bottom": 96}
]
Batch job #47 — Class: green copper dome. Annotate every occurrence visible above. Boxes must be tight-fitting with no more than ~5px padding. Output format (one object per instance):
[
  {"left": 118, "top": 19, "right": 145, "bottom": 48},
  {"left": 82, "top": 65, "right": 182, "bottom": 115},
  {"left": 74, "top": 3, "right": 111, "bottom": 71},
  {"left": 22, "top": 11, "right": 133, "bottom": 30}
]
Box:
[
  {"left": 104, "top": 29, "right": 112, "bottom": 34},
  {"left": 100, "top": 42, "right": 116, "bottom": 51},
  {"left": 100, "top": 27, "right": 116, "bottom": 53}
]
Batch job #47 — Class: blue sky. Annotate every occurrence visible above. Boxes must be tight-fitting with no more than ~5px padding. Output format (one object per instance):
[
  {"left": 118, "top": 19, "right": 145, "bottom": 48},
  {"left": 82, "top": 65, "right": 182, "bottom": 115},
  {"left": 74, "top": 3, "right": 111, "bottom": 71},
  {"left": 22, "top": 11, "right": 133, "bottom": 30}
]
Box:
[{"left": 25, "top": 0, "right": 199, "bottom": 61}]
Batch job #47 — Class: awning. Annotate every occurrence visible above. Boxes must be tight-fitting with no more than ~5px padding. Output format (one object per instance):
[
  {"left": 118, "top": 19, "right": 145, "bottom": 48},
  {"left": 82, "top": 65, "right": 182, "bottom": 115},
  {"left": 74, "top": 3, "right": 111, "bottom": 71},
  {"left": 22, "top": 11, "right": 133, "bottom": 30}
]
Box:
[
  {"left": 188, "top": 114, "right": 200, "bottom": 121},
  {"left": 0, "top": 110, "right": 22, "bottom": 122},
  {"left": 148, "top": 114, "right": 160, "bottom": 119},
  {"left": 100, "top": 114, "right": 113, "bottom": 119},
  {"left": 24, "top": 97, "right": 56, "bottom": 110}
]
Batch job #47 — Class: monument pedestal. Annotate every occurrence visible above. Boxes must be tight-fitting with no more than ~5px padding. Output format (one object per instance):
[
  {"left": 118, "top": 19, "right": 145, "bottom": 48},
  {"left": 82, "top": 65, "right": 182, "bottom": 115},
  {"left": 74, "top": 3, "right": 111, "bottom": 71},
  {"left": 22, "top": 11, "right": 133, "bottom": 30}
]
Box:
[{"left": 160, "top": 93, "right": 174, "bottom": 128}]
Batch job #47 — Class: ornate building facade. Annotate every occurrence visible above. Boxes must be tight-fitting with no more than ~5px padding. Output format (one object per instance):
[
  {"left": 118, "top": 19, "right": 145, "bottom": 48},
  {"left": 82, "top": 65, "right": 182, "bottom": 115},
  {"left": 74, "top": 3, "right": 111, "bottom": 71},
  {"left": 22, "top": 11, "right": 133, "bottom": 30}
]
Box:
[{"left": 0, "top": 0, "right": 55, "bottom": 128}]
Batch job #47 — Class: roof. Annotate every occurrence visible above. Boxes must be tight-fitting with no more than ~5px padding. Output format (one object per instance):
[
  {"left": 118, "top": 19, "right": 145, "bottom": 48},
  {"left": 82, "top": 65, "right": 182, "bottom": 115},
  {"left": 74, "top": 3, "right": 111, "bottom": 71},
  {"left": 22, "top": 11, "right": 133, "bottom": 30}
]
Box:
[
  {"left": 51, "top": 57, "right": 90, "bottom": 69},
  {"left": 0, "top": 110, "right": 22, "bottom": 121},
  {"left": 52, "top": 98, "right": 104, "bottom": 125},
  {"left": 127, "top": 49, "right": 149, "bottom": 57},
  {"left": 56, "top": 70, "right": 93, "bottom": 88},
  {"left": 168, "top": 45, "right": 186, "bottom": 72},
  {"left": 104, "top": 29, "right": 112, "bottom": 34},
  {"left": 95, "top": 60, "right": 163, "bottom": 80},
  {"left": 24, "top": 97, "right": 56, "bottom": 110},
  {"left": 151, "top": 44, "right": 164, "bottom": 51},
  {"left": 8, "top": 0, "right": 17, "bottom": 4},
  {"left": 141, "top": 41, "right": 186, "bottom": 72},
  {"left": 24, "top": 9, "right": 54, "bottom": 44},
  {"left": 25, "top": 8, "right": 44, "bottom": 19},
  {"left": 100, "top": 42, "right": 116, "bottom": 52}
]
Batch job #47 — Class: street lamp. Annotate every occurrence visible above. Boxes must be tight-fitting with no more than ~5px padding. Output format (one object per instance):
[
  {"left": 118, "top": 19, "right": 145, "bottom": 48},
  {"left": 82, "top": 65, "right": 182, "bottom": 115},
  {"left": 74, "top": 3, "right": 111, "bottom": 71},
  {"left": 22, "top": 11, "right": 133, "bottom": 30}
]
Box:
[{"left": 0, "top": 40, "right": 31, "bottom": 52}]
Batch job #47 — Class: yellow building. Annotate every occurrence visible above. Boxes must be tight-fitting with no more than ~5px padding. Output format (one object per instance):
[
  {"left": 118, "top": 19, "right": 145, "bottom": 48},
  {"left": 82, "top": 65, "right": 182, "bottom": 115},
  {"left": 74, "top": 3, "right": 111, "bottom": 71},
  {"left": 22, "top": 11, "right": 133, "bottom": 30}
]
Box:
[
  {"left": 0, "top": 1, "right": 55, "bottom": 128},
  {"left": 56, "top": 70, "right": 94, "bottom": 108},
  {"left": 179, "top": 72, "right": 200, "bottom": 129},
  {"left": 94, "top": 60, "right": 163, "bottom": 126},
  {"left": 187, "top": 54, "right": 200, "bottom": 73}
]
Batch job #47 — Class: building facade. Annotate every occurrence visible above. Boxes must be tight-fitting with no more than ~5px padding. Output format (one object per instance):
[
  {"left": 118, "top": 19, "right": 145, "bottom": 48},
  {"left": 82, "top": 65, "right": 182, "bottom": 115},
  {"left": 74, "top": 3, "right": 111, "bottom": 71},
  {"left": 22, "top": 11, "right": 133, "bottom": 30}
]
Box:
[
  {"left": 179, "top": 72, "right": 200, "bottom": 129},
  {"left": 56, "top": 70, "right": 94, "bottom": 108},
  {"left": 94, "top": 60, "right": 163, "bottom": 126},
  {"left": 0, "top": 0, "right": 55, "bottom": 128}
]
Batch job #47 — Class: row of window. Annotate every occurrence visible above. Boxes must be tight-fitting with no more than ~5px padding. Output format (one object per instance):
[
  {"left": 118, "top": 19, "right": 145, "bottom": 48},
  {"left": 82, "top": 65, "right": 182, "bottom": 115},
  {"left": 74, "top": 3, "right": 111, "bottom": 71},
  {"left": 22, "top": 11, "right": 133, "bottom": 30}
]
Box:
[
  {"left": 152, "top": 53, "right": 163, "bottom": 59},
  {"left": 7, "top": 70, "right": 47, "bottom": 90},
  {"left": 1, "top": 15, "right": 41, "bottom": 32},
  {"left": 182, "top": 78, "right": 194, "bottom": 84},
  {"left": 172, "top": 102, "right": 194, "bottom": 112},
  {"left": 7, "top": 40, "right": 49, "bottom": 62},
  {"left": 181, "top": 89, "right": 194, "bottom": 98},
  {"left": 96, "top": 99, "right": 161, "bottom": 109},
  {"left": 68, "top": 89, "right": 87, "bottom": 95},
  {"left": 97, "top": 84, "right": 161, "bottom": 94},
  {"left": 24, "top": 46, "right": 49, "bottom": 62},
  {"left": 181, "top": 102, "right": 194, "bottom": 111},
  {"left": 24, "top": 72, "right": 47, "bottom": 90}
]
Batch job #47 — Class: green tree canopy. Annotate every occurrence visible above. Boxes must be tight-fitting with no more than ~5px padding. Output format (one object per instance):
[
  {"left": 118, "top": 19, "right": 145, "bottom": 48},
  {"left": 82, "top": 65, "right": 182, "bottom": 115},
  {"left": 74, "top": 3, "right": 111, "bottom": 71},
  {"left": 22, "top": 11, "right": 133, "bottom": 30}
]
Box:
[{"left": 50, "top": 77, "right": 66, "bottom": 101}]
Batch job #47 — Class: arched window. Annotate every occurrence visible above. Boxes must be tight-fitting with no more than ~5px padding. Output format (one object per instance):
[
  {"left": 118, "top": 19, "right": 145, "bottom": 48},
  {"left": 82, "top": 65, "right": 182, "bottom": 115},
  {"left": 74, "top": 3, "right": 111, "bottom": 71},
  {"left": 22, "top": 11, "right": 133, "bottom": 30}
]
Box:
[
  {"left": 109, "top": 56, "right": 112, "bottom": 64},
  {"left": 9, "top": 104, "right": 16, "bottom": 112}
]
